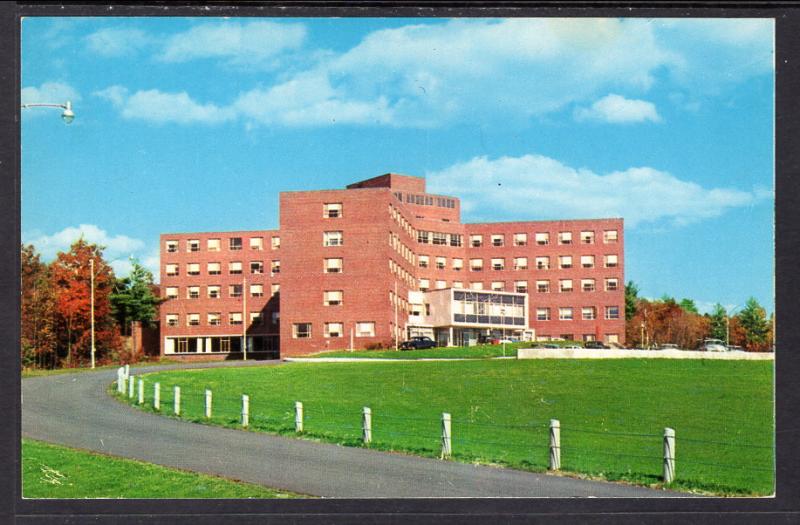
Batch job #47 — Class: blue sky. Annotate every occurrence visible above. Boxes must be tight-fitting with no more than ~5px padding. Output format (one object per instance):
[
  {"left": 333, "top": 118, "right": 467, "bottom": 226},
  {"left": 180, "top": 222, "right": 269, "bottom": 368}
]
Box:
[{"left": 21, "top": 17, "right": 774, "bottom": 313}]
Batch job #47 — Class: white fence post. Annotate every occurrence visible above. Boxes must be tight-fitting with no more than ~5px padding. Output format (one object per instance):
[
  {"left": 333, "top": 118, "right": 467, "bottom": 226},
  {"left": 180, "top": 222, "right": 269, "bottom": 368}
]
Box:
[
  {"left": 124, "top": 364, "right": 130, "bottom": 380},
  {"left": 663, "top": 427, "right": 676, "bottom": 484},
  {"left": 174, "top": 386, "right": 181, "bottom": 416},
  {"left": 153, "top": 382, "right": 160, "bottom": 410},
  {"left": 549, "top": 419, "right": 561, "bottom": 471},
  {"left": 362, "top": 407, "right": 372, "bottom": 444},
  {"left": 117, "top": 368, "right": 124, "bottom": 393},
  {"left": 205, "top": 389, "right": 213, "bottom": 419},
  {"left": 241, "top": 394, "right": 249, "bottom": 428},
  {"left": 295, "top": 401, "right": 304, "bottom": 433},
  {"left": 441, "top": 412, "right": 452, "bottom": 459},
  {"left": 128, "top": 375, "right": 135, "bottom": 398},
  {"left": 137, "top": 378, "right": 144, "bottom": 405}
]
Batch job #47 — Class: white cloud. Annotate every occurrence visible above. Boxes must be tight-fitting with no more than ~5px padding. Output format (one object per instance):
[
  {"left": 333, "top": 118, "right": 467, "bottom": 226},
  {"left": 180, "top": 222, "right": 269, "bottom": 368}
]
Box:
[
  {"left": 426, "top": 154, "right": 767, "bottom": 228},
  {"left": 23, "top": 224, "right": 145, "bottom": 263},
  {"left": 21, "top": 81, "right": 80, "bottom": 107},
  {"left": 94, "top": 85, "right": 235, "bottom": 124},
  {"left": 159, "top": 20, "right": 306, "bottom": 65},
  {"left": 574, "top": 94, "right": 662, "bottom": 124},
  {"left": 85, "top": 27, "right": 153, "bottom": 57}
]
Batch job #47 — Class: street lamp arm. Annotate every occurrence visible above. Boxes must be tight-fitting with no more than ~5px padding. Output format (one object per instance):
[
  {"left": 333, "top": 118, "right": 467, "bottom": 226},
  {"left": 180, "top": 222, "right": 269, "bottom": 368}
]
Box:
[
  {"left": 21, "top": 103, "right": 69, "bottom": 109},
  {"left": 21, "top": 100, "right": 75, "bottom": 124}
]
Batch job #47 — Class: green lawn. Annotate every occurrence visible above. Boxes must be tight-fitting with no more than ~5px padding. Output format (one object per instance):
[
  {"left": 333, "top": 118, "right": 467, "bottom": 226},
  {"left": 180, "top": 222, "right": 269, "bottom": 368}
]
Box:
[
  {"left": 22, "top": 439, "right": 302, "bottom": 498},
  {"left": 120, "top": 359, "right": 774, "bottom": 496},
  {"left": 308, "top": 342, "right": 530, "bottom": 359}
]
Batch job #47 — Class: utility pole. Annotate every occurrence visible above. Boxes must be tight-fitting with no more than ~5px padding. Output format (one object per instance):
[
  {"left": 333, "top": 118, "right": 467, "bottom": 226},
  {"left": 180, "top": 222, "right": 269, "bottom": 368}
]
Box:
[
  {"left": 90, "top": 258, "right": 96, "bottom": 369},
  {"left": 242, "top": 276, "right": 248, "bottom": 361}
]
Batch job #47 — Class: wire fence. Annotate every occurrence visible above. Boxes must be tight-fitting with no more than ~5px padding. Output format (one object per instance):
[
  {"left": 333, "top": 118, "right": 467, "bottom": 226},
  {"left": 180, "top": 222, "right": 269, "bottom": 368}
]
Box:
[{"left": 113, "top": 368, "right": 774, "bottom": 493}]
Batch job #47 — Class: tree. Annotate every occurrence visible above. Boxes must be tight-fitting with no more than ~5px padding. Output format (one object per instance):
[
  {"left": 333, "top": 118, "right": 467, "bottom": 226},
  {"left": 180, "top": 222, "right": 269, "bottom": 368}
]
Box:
[
  {"left": 625, "top": 281, "right": 639, "bottom": 320},
  {"left": 51, "top": 238, "right": 121, "bottom": 367},
  {"left": 708, "top": 303, "right": 727, "bottom": 342},
  {"left": 679, "top": 298, "right": 699, "bottom": 315},
  {"left": 110, "top": 258, "right": 161, "bottom": 335},
  {"left": 20, "top": 244, "right": 57, "bottom": 369},
  {"left": 737, "top": 297, "right": 771, "bottom": 351}
]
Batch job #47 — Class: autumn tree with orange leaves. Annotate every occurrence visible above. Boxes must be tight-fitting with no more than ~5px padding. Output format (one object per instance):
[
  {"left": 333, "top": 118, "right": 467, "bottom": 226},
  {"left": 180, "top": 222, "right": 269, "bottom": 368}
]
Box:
[
  {"left": 21, "top": 244, "right": 57, "bottom": 369},
  {"left": 50, "top": 239, "right": 121, "bottom": 367}
]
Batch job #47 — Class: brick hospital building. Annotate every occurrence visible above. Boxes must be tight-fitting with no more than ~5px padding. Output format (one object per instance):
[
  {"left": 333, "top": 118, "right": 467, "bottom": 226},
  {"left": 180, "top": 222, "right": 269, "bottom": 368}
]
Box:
[{"left": 160, "top": 173, "right": 625, "bottom": 358}]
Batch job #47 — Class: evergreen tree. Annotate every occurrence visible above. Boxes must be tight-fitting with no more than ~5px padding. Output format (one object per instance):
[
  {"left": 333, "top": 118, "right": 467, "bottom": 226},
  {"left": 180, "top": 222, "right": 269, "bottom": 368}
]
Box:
[
  {"left": 708, "top": 303, "right": 727, "bottom": 341},
  {"left": 679, "top": 298, "right": 699, "bottom": 315},
  {"left": 738, "top": 297, "right": 770, "bottom": 351},
  {"left": 110, "top": 258, "right": 161, "bottom": 335},
  {"left": 625, "top": 281, "right": 639, "bottom": 320}
]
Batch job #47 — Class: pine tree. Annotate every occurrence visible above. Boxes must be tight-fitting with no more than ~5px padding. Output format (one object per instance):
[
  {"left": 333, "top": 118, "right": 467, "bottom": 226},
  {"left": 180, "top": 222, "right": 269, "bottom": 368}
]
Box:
[
  {"left": 625, "top": 281, "right": 639, "bottom": 321},
  {"left": 679, "top": 298, "right": 699, "bottom": 315},
  {"left": 708, "top": 303, "right": 727, "bottom": 342},
  {"left": 111, "top": 258, "right": 161, "bottom": 335},
  {"left": 737, "top": 297, "right": 770, "bottom": 351}
]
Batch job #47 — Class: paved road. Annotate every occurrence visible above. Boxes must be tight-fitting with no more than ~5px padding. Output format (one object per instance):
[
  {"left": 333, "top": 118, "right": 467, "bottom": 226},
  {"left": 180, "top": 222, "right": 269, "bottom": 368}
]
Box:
[{"left": 22, "top": 361, "right": 689, "bottom": 498}]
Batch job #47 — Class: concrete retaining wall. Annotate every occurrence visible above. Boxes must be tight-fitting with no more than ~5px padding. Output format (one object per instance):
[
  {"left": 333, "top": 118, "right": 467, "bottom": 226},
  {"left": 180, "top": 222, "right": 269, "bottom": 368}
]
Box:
[{"left": 517, "top": 348, "right": 774, "bottom": 360}]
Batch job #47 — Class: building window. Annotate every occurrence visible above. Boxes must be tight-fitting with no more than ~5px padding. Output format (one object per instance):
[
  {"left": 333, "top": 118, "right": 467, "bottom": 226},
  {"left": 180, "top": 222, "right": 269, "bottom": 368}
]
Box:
[
  {"left": 187, "top": 286, "right": 200, "bottom": 299},
  {"left": 513, "top": 233, "right": 527, "bottom": 246},
  {"left": 229, "top": 312, "right": 243, "bottom": 325},
  {"left": 230, "top": 237, "right": 242, "bottom": 250},
  {"left": 453, "top": 281, "right": 464, "bottom": 289},
  {"left": 419, "top": 279, "right": 430, "bottom": 291},
  {"left": 324, "top": 290, "right": 343, "bottom": 306},
  {"left": 229, "top": 284, "right": 242, "bottom": 298},
  {"left": 229, "top": 261, "right": 242, "bottom": 275},
  {"left": 452, "top": 258, "right": 463, "bottom": 271},
  {"left": 581, "top": 231, "right": 594, "bottom": 244},
  {"left": 432, "top": 232, "right": 447, "bottom": 245},
  {"left": 356, "top": 322, "right": 375, "bottom": 337},
  {"left": 606, "top": 334, "right": 620, "bottom": 344},
  {"left": 250, "top": 284, "right": 263, "bottom": 297},
  {"left": 535, "top": 232, "right": 550, "bottom": 245},
  {"left": 417, "top": 231, "right": 430, "bottom": 244},
  {"left": 536, "top": 308, "right": 551, "bottom": 321},
  {"left": 436, "top": 280, "right": 447, "bottom": 289},
  {"left": 513, "top": 257, "right": 528, "bottom": 270},
  {"left": 491, "top": 258, "right": 505, "bottom": 271},
  {"left": 250, "top": 237, "right": 263, "bottom": 250},
  {"left": 559, "top": 279, "right": 573, "bottom": 292},
  {"left": 208, "top": 312, "right": 221, "bottom": 326},
  {"left": 605, "top": 278, "right": 619, "bottom": 291},
  {"left": 581, "top": 255, "right": 595, "bottom": 269},
  {"left": 250, "top": 312, "right": 263, "bottom": 325},
  {"left": 536, "top": 256, "right": 550, "bottom": 270},
  {"left": 188, "top": 239, "right": 200, "bottom": 252},
  {"left": 271, "top": 236, "right": 280, "bottom": 250},
  {"left": 558, "top": 232, "right": 572, "bottom": 245},
  {"left": 491, "top": 234, "right": 504, "bottom": 247},
  {"left": 470, "top": 282, "right": 484, "bottom": 290},
  {"left": 325, "top": 322, "right": 343, "bottom": 338},
  {"left": 557, "top": 256, "right": 571, "bottom": 269},
  {"left": 187, "top": 263, "right": 200, "bottom": 276},
  {"left": 418, "top": 255, "right": 429, "bottom": 268},
  {"left": 491, "top": 281, "right": 505, "bottom": 291},
  {"left": 165, "top": 263, "right": 179, "bottom": 276},
  {"left": 324, "top": 258, "right": 342, "bottom": 273},
  {"left": 536, "top": 280, "right": 550, "bottom": 293},
  {"left": 603, "top": 230, "right": 619, "bottom": 244},
  {"left": 250, "top": 261, "right": 264, "bottom": 274},
  {"left": 208, "top": 285, "right": 221, "bottom": 298},
  {"left": 166, "top": 240, "right": 178, "bottom": 253},
  {"left": 470, "top": 259, "right": 484, "bottom": 272},
  {"left": 582, "top": 307, "right": 596, "bottom": 320},
  {"left": 605, "top": 306, "right": 620, "bottom": 320},
  {"left": 271, "top": 260, "right": 281, "bottom": 274},
  {"left": 515, "top": 280, "right": 528, "bottom": 293},
  {"left": 207, "top": 262, "right": 221, "bottom": 275},
  {"left": 165, "top": 287, "right": 178, "bottom": 299},
  {"left": 435, "top": 257, "right": 446, "bottom": 270},
  {"left": 583, "top": 334, "right": 596, "bottom": 342},
  {"left": 582, "top": 279, "right": 596, "bottom": 292},
  {"left": 166, "top": 314, "right": 179, "bottom": 327},
  {"left": 450, "top": 234, "right": 462, "bottom": 247},
  {"left": 324, "top": 203, "right": 343, "bottom": 218},
  {"left": 604, "top": 254, "right": 619, "bottom": 268},
  {"left": 470, "top": 234, "right": 483, "bottom": 247},
  {"left": 324, "top": 231, "right": 343, "bottom": 247},
  {"left": 188, "top": 313, "right": 200, "bottom": 326},
  {"left": 559, "top": 307, "right": 574, "bottom": 321},
  {"left": 271, "top": 284, "right": 280, "bottom": 296}
]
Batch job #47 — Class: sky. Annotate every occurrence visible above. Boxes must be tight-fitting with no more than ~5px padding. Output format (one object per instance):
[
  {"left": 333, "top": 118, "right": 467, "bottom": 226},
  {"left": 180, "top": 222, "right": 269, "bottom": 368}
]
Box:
[{"left": 21, "top": 16, "right": 774, "bottom": 314}]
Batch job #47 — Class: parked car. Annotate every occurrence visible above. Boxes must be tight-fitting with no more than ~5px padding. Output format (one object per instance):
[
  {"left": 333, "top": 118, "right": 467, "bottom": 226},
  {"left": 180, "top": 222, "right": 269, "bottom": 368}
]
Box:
[
  {"left": 584, "top": 341, "right": 609, "bottom": 349},
  {"left": 399, "top": 336, "right": 437, "bottom": 350},
  {"left": 701, "top": 339, "right": 727, "bottom": 352},
  {"left": 658, "top": 343, "right": 680, "bottom": 350}
]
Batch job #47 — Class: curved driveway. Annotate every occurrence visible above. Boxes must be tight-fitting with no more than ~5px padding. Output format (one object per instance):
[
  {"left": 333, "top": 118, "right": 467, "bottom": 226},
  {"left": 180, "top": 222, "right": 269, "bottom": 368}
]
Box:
[{"left": 22, "top": 361, "right": 688, "bottom": 498}]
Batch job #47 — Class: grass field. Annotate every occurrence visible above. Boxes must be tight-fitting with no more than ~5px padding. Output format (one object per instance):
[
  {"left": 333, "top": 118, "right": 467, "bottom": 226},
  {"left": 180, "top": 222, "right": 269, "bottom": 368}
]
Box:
[
  {"left": 120, "top": 359, "right": 774, "bottom": 496},
  {"left": 22, "top": 439, "right": 302, "bottom": 499},
  {"left": 309, "top": 342, "right": 527, "bottom": 359}
]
